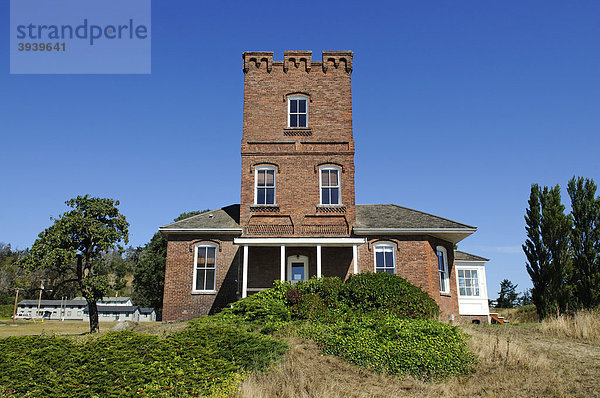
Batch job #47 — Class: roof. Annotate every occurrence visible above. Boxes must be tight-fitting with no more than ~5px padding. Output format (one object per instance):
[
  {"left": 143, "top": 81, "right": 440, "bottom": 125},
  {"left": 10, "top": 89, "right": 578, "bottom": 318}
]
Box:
[
  {"left": 159, "top": 205, "right": 241, "bottom": 233},
  {"left": 354, "top": 204, "right": 476, "bottom": 244},
  {"left": 100, "top": 296, "right": 131, "bottom": 302},
  {"left": 454, "top": 250, "right": 489, "bottom": 262},
  {"left": 18, "top": 299, "right": 87, "bottom": 307},
  {"left": 139, "top": 308, "right": 155, "bottom": 314}
]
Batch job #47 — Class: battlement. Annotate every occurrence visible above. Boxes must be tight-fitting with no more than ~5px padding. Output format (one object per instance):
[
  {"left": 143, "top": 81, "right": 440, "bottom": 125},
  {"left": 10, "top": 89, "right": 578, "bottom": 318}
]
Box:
[{"left": 243, "top": 50, "right": 353, "bottom": 74}]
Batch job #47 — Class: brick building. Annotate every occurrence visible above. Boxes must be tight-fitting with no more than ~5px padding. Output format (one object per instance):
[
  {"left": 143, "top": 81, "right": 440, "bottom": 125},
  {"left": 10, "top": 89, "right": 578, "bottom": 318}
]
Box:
[{"left": 160, "top": 50, "right": 490, "bottom": 323}]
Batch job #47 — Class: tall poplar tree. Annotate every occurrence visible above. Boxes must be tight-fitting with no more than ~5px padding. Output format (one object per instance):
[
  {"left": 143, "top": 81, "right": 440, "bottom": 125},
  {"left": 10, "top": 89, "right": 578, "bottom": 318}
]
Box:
[
  {"left": 567, "top": 176, "right": 600, "bottom": 309},
  {"left": 523, "top": 184, "right": 572, "bottom": 319}
]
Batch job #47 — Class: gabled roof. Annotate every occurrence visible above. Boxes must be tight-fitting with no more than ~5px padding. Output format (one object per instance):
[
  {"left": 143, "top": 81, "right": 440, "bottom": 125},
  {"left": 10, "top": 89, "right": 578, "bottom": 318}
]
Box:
[
  {"left": 354, "top": 204, "right": 476, "bottom": 244},
  {"left": 159, "top": 205, "right": 242, "bottom": 234},
  {"left": 454, "top": 250, "right": 489, "bottom": 262},
  {"left": 139, "top": 308, "right": 155, "bottom": 314}
]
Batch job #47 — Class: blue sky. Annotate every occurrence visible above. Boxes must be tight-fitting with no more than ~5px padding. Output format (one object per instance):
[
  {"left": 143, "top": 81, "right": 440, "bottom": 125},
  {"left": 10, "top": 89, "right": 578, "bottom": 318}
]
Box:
[{"left": 1, "top": 1, "right": 599, "bottom": 298}]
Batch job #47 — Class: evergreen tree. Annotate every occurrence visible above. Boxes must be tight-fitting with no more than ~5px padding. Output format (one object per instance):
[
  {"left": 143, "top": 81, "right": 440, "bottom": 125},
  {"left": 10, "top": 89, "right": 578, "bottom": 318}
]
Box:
[
  {"left": 567, "top": 176, "right": 600, "bottom": 309},
  {"left": 523, "top": 184, "right": 573, "bottom": 319},
  {"left": 496, "top": 279, "right": 519, "bottom": 308}
]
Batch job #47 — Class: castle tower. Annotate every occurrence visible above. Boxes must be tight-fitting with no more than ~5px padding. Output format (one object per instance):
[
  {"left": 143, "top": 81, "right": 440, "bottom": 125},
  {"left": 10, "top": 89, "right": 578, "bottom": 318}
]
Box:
[{"left": 240, "top": 50, "right": 356, "bottom": 238}]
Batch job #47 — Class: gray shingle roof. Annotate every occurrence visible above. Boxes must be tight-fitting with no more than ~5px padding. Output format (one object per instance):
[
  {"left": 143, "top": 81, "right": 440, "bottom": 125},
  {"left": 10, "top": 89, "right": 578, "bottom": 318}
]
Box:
[
  {"left": 355, "top": 204, "right": 475, "bottom": 230},
  {"left": 454, "top": 250, "right": 489, "bottom": 262},
  {"left": 139, "top": 308, "right": 155, "bottom": 314},
  {"left": 86, "top": 306, "right": 139, "bottom": 313},
  {"left": 18, "top": 300, "right": 87, "bottom": 307},
  {"left": 160, "top": 205, "right": 241, "bottom": 232}
]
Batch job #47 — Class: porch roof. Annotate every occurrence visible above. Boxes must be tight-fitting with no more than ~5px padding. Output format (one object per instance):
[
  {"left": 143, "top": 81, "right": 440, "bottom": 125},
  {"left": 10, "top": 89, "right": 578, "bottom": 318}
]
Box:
[{"left": 234, "top": 237, "right": 366, "bottom": 246}]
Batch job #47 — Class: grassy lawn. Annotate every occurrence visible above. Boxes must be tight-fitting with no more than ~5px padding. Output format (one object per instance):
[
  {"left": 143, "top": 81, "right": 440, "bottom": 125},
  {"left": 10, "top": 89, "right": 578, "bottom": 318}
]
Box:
[{"left": 0, "top": 319, "right": 181, "bottom": 338}]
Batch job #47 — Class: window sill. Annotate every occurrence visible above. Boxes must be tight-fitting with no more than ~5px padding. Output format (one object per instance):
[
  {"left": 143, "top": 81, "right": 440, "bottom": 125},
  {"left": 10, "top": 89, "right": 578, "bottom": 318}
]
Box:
[
  {"left": 440, "top": 292, "right": 452, "bottom": 297},
  {"left": 192, "top": 291, "right": 217, "bottom": 295}
]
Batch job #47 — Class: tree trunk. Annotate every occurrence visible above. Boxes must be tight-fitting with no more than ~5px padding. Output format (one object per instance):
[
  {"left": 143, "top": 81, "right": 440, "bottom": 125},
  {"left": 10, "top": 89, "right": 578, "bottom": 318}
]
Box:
[{"left": 88, "top": 300, "right": 99, "bottom": 333}]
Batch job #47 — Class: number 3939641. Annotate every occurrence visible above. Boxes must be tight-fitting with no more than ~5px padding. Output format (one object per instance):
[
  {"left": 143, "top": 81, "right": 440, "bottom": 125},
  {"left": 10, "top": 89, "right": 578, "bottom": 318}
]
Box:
[{"left": 17, "top": 42, "right": 66, "bottom": 52}]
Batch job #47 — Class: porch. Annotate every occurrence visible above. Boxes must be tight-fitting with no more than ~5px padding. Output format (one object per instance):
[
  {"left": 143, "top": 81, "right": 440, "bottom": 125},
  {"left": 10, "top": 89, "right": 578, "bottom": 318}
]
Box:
[{"left": 234, "top": 237, "right": 366, "bottom": 297}]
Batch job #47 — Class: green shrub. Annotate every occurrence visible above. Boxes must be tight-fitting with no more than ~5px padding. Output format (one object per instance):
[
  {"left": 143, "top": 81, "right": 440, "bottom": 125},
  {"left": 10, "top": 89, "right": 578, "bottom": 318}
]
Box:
[
  {"left": 341, "top": 273, "right": 439, "bottom": 319},
  {"left": 300, "top": 314, "right": 476, "bottom": 379},
  {"left": 0, "top": 321, "right": 288, "bottom": 397},
  {"left": 0, "top": 304, "right": 13, "bottom": 318},
  {"left": 293, "top": 293, "right": 329, "bottom": 320}
]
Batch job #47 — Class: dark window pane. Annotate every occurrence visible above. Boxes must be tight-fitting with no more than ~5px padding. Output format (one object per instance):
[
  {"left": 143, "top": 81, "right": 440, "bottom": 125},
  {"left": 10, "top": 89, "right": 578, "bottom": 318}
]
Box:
[
  {"left": 375, "top": 251, "right": 384, "bottom": 266},
  {"left": 266, "top": 170, "right": 274, "bottom": 185},
  {"left": 460, "top": 287, "right": 466, "bottom": 296},
  {"left": 437, "top": 253, "right": 444, "bottom": 272},
  {"left": 257, "top": 170, "right": 265, "bottom": 186},
  {"left": 384, "top": 251, "right": 393, "bottom": 267},
  {"left": 205, "top": 269, "right": 215, "bottom": 290},
  {"left": 321, "top": 170, "right": 329, "bottom": 186},
  {"left": 290, "top": 114, "right": 298, "bottom": 127},
  {"left": 322, "top": 188, "right": 330, "bottom": 204},
  {"left": 290, "top": 99, "right": 297, "bottom": 113},
  {"left": 196, "top": 270, "right": 205, "bottom": 291},
  {"left": 299, "top": 114, "right": 306, "bottom": 127},
  {"left": 197, "top": 247, "right": 206, "bottom": 266},
  {"left": 257, "top": 189, "right": 266, "bottom": 204},
  {"left": 330, "top": 170, "right": 338, "bottom": 186},
  {"left": 330, "top": 188, "right": 339, "bottom": 204},
  {"left": 299, "top": 99, "right": 306, "bottom": 113},
  {"left": 206, "top": 247, "right": 216, "bottom": 267},
  {"left": 266, "top": 188, "right": 274, "bottom": 204}
]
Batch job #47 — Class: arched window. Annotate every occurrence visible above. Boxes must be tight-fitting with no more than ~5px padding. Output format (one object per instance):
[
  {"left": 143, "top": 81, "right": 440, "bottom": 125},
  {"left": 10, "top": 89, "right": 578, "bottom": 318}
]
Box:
[
  {"left": 193, "top": 243, "right": 217, "bottom": 292},
  {"left": 319, "top": 166, "right": 341, "bottom": 205},
  {"left": 436, "top": 246, "right": 450, "bottom": 294},
  {"left": 255, "top": 166, "right": 276, "bottom": 205},
  {"left": 373, "top": 243, "right": 396, "bottom": 274},
  {"left": 288, "top": 95, "right": 308, "bottom": 128}
]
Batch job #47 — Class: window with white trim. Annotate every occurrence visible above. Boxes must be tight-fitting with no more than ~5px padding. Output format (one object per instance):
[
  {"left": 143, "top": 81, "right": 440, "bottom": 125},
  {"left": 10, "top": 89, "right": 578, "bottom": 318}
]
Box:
[
  {"left": 320, "top": 166, "right": 341, "bottom": 205},
  {"left": 374, "top": 243, "right": 395, "bottom": 274},
  {"left": 288, "top": 95, "right": 308, "bottom": 128},
  {"left": 437, "top": 246, "right": 450, "bottom": 293},
  {"left": 255, "top": 166, "right": 276, "bottom": 205},
  {"left": 458, "top": 269, "right": 480, "bottom": 296},
  {"left": 193, "top": 244, "right": 217, "bottom": 292}
]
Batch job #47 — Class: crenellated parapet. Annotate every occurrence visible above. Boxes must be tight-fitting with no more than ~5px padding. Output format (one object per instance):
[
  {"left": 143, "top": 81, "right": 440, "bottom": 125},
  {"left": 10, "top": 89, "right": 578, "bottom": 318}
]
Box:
[
  {"left": 242, "top": 50, "right": 353, "bottom": 74},
  {"left": 242, "top": 51, "right": 273, "bottom": 73}
]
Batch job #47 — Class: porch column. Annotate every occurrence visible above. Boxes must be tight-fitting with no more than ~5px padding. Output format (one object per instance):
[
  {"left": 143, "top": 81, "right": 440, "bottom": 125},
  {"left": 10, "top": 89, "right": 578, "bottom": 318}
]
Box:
[
  {"left": 316, "top": 244, "right": 322, "bottom": 278},
  {"left": 280, "top": 244, "right": 286, "bottom": 281},
  {"left": 352, "top": 244, "right": 358, "bottom": 274},
  {"left": 242, "top": 245, "right": 248, "bottom": 298}
]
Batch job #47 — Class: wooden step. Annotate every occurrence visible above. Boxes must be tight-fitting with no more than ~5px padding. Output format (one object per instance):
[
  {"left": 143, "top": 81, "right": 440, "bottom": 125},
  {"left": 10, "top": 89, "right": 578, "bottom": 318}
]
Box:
[{"left": 489, "top": 312, "right": 510, "bottom": 324}]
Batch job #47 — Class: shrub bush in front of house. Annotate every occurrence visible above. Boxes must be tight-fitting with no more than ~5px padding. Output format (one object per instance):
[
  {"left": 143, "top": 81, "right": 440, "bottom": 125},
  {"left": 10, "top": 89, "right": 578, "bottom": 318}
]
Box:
[
  {"left": 0, "top": 321, "right": 287, "bottom": 398},
  {"left": 220, "top": 273, "right": 475, "bottom": 379}
]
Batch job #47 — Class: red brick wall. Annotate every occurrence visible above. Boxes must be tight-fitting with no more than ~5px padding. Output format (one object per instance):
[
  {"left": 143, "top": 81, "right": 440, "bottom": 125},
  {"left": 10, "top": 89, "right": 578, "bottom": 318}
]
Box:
[
  {"left": 240, "top": 51, "right": 356, "bottom": 237},
  {"left": 162, "top": 234, "right": 240, "bottom": 322},
  {"left": 356, "top": 236, "right": 459, "bottom": 321}
]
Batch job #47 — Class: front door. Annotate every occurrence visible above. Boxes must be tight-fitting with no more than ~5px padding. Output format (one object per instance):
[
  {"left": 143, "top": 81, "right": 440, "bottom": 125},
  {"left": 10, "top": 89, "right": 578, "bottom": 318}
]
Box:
[{"left": 287, "top": 255, "right": 309, "bottom": 284}]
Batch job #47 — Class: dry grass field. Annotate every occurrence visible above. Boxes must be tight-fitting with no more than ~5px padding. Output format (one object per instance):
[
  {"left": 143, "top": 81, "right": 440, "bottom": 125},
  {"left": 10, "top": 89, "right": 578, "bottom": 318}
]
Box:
[
  {"left": 2, "top": 316, "right": 599, "bottom": 397},
  {"left": 239, "top": 322, "right": 600, "bottom": 398}
]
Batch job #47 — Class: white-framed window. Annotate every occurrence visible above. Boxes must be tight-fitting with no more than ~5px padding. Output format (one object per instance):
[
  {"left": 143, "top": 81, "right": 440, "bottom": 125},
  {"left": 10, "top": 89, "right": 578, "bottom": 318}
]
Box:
[
  {"left": 319, "top": 166, "right": 341, "bottom": 205},
  {"left": 288, "top": 95, "right": 308, "bottom": 128},
  {"left": 255, "top": 166, "right": 276, "bottom": 205},
  {"left": 374, "top": 243, "right": 395, "bottom": 274},
  {"left": 458, "top": 269, "right": 480, "bottom": 296},
  {"left": 437, "top": 246, "right": 450, "bottom": 294},
  {"left": 193, "top": 244, "right": 217, "bottom": 292}
]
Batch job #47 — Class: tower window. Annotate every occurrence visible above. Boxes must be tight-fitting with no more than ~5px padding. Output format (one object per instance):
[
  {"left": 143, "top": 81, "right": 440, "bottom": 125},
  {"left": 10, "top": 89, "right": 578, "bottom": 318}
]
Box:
[
  {"left": 320, "top": 166, "right": 341, "bottom": 205},
  {"left": 255, "top": 166, "right": 276, "bottom": 205},
  {"left": 288, "top": 95, "right": 308, "bottom": 128}
]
